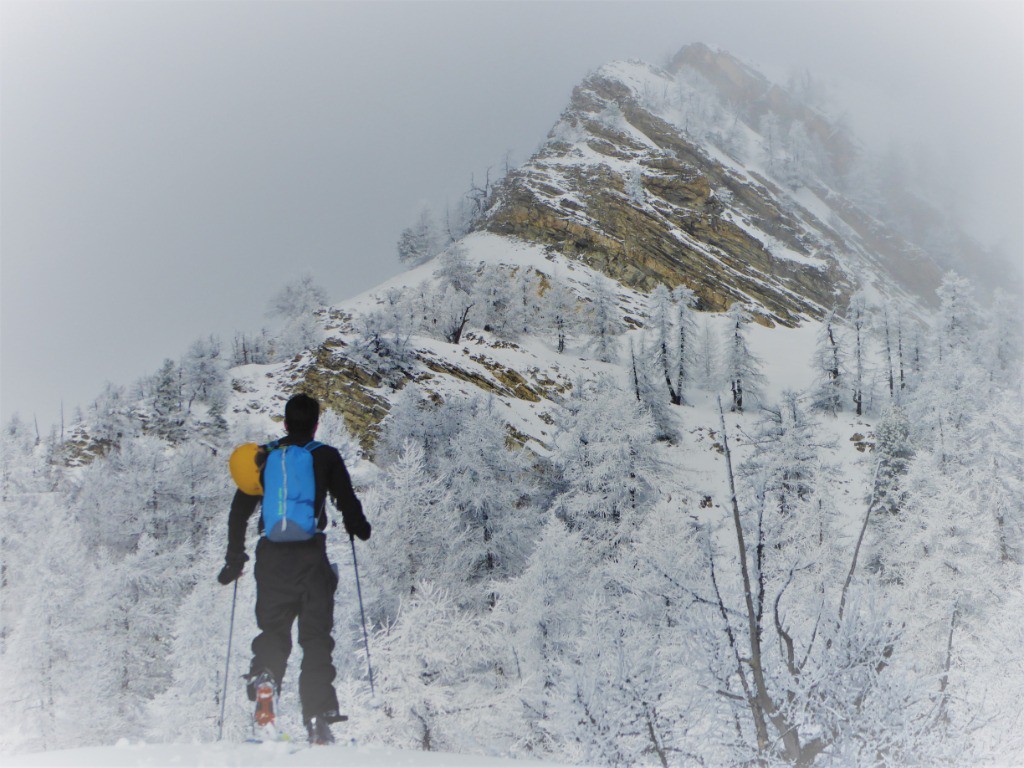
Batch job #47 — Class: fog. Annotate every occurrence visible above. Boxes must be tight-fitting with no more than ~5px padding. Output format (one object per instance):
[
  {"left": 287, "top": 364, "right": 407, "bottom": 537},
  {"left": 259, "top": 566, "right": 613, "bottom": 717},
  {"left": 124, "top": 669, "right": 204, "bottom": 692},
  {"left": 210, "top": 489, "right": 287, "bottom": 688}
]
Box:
[{"left": 2, "top": 1, "right": 1020, "bottom": 428}]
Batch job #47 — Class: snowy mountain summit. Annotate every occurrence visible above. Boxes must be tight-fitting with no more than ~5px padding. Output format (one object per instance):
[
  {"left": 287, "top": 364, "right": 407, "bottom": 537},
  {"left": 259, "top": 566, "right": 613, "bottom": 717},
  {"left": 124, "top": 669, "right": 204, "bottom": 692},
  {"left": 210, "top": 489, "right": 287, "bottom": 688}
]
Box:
[
  {"left": 482, "top": 43, "right": 1001, "bottom": 324},
  {"left": 3, "top": 45, "right": 1022, "bottom": 768}
]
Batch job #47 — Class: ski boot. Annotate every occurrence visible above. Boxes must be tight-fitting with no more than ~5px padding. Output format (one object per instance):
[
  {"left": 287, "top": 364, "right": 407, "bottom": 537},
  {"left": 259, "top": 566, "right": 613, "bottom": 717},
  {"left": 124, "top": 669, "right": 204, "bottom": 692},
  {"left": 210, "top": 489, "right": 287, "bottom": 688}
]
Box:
[
  {"left": 305, "top": 711, "right": 347, "bottom": 745},
  {"left": 248, "top": 671, "right": 279, "bottom": 740}
]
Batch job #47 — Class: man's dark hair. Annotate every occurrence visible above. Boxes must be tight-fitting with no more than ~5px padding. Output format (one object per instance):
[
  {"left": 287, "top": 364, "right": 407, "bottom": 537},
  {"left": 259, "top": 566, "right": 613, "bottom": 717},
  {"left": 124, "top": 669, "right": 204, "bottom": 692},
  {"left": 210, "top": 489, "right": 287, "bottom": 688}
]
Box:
[{"left": 284, "top": 393, "right": 320, "bottom": 435}]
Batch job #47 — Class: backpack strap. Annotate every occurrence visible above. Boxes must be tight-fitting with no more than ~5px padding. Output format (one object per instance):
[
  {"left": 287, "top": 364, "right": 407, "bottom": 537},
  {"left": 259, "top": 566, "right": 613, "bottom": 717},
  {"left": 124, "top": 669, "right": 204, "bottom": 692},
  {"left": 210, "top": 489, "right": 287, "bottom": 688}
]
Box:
[{"left": 301, "top": 441, "right": 331, "bottom": 528}]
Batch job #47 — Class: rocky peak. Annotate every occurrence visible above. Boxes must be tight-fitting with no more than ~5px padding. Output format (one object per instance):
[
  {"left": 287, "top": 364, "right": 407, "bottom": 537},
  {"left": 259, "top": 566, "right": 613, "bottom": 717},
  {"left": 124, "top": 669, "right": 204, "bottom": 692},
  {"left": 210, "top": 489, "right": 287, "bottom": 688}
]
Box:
[{"left": 481, "top": 48, "right": 960, "bottom": 325}]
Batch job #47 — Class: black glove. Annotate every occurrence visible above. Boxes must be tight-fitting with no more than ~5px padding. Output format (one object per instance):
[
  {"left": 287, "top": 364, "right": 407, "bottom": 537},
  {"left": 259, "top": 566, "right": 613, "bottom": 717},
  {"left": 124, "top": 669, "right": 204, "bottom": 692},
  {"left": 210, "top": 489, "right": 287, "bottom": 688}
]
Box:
[
  {"left": 345, "top": 518, "right": 371, "bottom": 542},
  {"left": 217, "top": 554, "right": 248, "bottom": 585}
]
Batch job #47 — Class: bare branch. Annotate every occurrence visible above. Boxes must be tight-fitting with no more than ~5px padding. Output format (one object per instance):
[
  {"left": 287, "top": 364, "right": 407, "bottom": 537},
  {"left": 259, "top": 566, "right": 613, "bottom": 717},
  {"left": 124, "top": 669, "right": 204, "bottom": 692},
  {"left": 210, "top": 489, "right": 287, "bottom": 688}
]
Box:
[{"left": 839, "top": 461, "right": 882, "bottom": 623}]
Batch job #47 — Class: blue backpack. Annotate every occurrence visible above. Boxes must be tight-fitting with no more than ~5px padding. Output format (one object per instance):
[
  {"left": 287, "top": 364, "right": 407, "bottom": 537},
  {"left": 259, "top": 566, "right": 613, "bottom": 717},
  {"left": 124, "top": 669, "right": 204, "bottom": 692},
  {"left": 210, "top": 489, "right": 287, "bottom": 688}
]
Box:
[{"left": 261, "top": 440, "right": 323, "bottom": 542}]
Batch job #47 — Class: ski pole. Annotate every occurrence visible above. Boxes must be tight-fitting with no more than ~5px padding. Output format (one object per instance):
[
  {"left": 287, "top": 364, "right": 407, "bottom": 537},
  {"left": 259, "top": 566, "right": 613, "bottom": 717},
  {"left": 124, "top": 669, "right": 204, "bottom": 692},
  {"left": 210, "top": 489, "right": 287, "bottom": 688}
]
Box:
[
  {"left": 218, "top": 579, "right": 239, "bottom": 741},
  {"left": 350, "top": 534, "right": 376, "bottom": 699}
]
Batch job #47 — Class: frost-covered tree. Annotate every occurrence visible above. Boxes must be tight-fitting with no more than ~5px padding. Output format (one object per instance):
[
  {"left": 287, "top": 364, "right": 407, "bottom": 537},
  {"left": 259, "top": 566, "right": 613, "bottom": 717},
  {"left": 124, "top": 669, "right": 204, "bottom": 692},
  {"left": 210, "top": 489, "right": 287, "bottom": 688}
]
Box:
[
  {"left": 847, "top": 292, "right": 869, "bottom": 415},
  {"left": 439, "top": 397, "right": 538, "bottom": 606},
  {"left": 695, "top": 316, "right": 720, "bottom": 389},
  {"left": 376, "top": 391, "right": 538, "bottom": 610},
  {"left": 759, "top": 113, "right": 783, "bottom": 176},
  {"left": 506, "top": 268, "right": 543, "bottom": 339},
  {"left": 362, "top": 441, "right": 464, "bottom": 623},
  {"left": 553, "top": 377, "right": 660, "bottom": 550},
  {"left": 649, "top": 284, "right": 696, "bottom": 406},
  {"left": 540, "top": 278, "right": 581, "bottom": 354},
  {"left": 350, "top": 305, "right": 416, "bottom": 388},
  {"left": 267, "top": 275, "right": 327, "bottom": 359},
  {"left": 73, "top": 435, "right": 173, "bottom": 553},
  {"left": 671, "top": 285, "right": 698, "bottom": 401},
  {"left": 810, "top": 310, "right": 844, "bottom": 415},
  {"left": 371, "top": 583, "right": 523, "bottom": 754},
  {"left": 586, "top": 275, "right": 621, "bottom": 364},
  {"left": 434, "top": 244, "right": 476, "bottom": 296},
  {"left": 231, "top": 328, "right": 274, "bottom": 366},
  {"left": 630, "top": 337, "right": 678, "bottom": 442},
  {"left": 181, "top": 337, "right": 220, "bottom": 405},
  {"left": 472, "top": 263, "right": 514, "bottom": 337},
  {"left": 935, "top": 271, "right": 978, "bottom": 360},
  {"left": 703, "top": 399, "right": 960, "bottom": 766},
  {"left": 624, "top": 166, "right": 645, "bottom": 206},
  {"left": 981, "top": 288, "right": 1023, "bottom": 389},
  {"left": 1, "top": 500, "right": 92, "bottom": 752},
  {"left": 721, "top": 303, "right": 766, "bottom": 412},
  {"left": 146, "top": 534, "right": 255, "bottom": 744},
  {"left": 648, "top": 285, "right": 676, "bottom": 400},
  {"left": 149, "top": 359, "right": 187, "bottom": 443},
  {"left": 740, "top": 391, "right": 828, "bottom": 523},
  {"left": 908, "top": 274, "right": 985, "bottom": 465},
  {"left": 493, "top": 518, "right": 599, "bottom": 757},
  {"left": 79, "top": 534, "right": 189, "bottom": 744},
  {"left": 375, "top": 387, "right": 464, "bottom": 472},
  {"left": 397, "top": 207, "right": 443, "bottom": 266},
  {"left": 180, "top": 337, "right": 229, "bottom": 432},
  {"left": 870, "top": 404, "right": 914, "bottom": 519},
  {"left": 268, "top": 273, "right": 328, "bottom": 320},
  {"left": 89, "top": 382, "right": 139, "bottom": 448}
]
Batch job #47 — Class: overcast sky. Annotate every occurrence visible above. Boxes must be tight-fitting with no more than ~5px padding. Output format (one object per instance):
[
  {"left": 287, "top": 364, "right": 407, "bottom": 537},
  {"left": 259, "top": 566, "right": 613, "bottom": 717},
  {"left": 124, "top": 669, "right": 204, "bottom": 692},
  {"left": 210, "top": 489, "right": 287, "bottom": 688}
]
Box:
[{"left": 2, "top": 0, "right": 1021, "bottom": 429}]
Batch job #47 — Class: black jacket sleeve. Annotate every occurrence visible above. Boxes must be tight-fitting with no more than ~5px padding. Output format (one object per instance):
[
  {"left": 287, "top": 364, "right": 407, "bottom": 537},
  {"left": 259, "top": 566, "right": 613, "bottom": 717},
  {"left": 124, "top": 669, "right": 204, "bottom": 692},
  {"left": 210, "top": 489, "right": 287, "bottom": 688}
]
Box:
[
  {"left": 226, "top": 489, "right": 260, "bottom": 564},
  {"left": 324, "top": 447, "right": 371, "bottom": 540}
]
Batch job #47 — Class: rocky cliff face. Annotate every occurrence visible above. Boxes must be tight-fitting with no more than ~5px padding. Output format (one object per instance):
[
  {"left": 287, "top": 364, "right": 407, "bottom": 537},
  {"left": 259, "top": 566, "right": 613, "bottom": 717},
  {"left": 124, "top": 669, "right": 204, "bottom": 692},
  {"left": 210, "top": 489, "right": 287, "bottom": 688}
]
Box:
[{"left": 483, "top": 46, "right": 953, "bottom": 326}]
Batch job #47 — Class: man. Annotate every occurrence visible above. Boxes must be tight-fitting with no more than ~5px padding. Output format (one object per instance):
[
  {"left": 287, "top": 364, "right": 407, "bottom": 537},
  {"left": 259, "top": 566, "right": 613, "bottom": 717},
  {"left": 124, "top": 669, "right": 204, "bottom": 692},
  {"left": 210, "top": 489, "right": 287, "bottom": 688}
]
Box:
[{"left": 218, "top": 393, "right": 371, "bottom": 745}]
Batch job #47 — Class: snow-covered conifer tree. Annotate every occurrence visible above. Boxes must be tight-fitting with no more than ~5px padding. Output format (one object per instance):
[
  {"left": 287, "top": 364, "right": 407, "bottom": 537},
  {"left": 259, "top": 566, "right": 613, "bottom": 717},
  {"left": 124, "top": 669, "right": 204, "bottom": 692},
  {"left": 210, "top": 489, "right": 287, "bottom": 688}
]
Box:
[
  {"left": 89, "top": 383, "right": 138, "bottom": 448},
  {"left": 740, "top": 391, "right": 827, "bottom": 525},
  {"left": 267, "top": 275, "right": 327, "bottom": 359},
  {"left": 553, "top": 377, "right": 660, "bottom": 550},
  {"left": 472, "top": 263, "right": 514, "bottom": 337},
  {"left": 434, "top": 244, "right": 476, "bottom": 296},
  {"left": 810, "top": 309, "right": 844, "bottom": 415},
  {"left": 231, "top": 328, "right": 274, "bottom": 366},
  {"left": 150, "top": 359, "right": 187, "bottom": 442},
  {"left": 397, "top": 207, "right": 443, "bottom": 266},
  {"left": 370, "top": 583, "right": 523, "bottom": 754},
  {"left": 631, "top": 337, "right": 677, "bottom": 442},
  {"left": 439, "top": 396, "right": 539, "bottom": 607},
  {"left": 624, "top": 166, "right": 645, "bottom": 206},
  {"left": 648, "top": 285, "right": 680, "bottom": 404},
  {"left": 695, "top": 316, "right": 720, "bottom": 389},
  {"left": 540, "top": 278, "right": 581, "bottom": 354},
  {"left": 870, "top": 404, "right": 913, "bottom": 518},
  {"left": 350, "top": 307, "right": 416, "bottom": 387},
  {"left": 181, "top": 336, "right": 228, "bottom": 414},
  {"left": 721, "top": 303, "right": 765, "bottom": 412},
  {"left": 586, "top": 275, "right": 621, "bottom": 364},
  {"left": 507, "top": 268, "right": 543, "bottom": 338},
  {"left": 671, "top": 285, "right": 698, "bottom": 401},
  {"left": 361, "top": 441, "right": 464, "bottom": 623},
  {"left": 146, "top": 534, "right": 256, "bottom": 744},
  {"left": 981, "top": 288, "right": 1023, "bottom": 389},
  {"left": 847, "top": 291, "right": 869, "bottom": 415}
]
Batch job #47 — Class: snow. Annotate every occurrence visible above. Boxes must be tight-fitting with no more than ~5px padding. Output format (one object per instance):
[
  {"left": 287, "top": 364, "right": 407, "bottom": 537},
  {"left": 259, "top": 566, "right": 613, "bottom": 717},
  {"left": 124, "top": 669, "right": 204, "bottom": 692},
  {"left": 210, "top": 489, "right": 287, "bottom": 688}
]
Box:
[
  {"left": 7, "top": 741, "right": 574, "bottom": 768},
  {"left": 5, "top": 46, "right": 1020, "bottom": 768}
]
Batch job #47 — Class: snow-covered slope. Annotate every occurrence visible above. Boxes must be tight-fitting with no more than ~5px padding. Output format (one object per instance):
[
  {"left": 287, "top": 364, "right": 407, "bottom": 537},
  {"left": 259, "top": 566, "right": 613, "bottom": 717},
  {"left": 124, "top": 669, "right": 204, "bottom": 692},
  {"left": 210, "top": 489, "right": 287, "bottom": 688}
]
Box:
[{"left": 10, "top": 740, "right": 574, "bottom": 767}]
